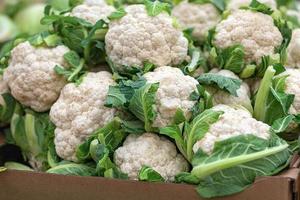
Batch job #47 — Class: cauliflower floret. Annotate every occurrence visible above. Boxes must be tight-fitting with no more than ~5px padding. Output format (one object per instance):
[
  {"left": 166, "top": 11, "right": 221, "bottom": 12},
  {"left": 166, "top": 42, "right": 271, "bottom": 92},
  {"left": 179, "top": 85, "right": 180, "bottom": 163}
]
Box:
[
  {"left": 71, "top": 0, "right": 115, "bottom": 24},
  {"left": 50, "top": 72, "right": 116, "bottom": 161},
  {"left": 214, "top": 10, "right": 282, "bottom": 64},
  {"left": 172, "top": 1, "right": 220, "bottom": 41},
  {"left": 3, "top": 41, "right": 69, "bottom": 112},
  {"left": 208, "top": 69, "right": 252, "bottom": 110},
  {"left": 281, "top": 68, "right": 300, "bottom": 114},
  {"left": 193, "top": 105, "right": 270, "bottom": 154},
  {"left": 105, "top": 5, "right": 188, "bottom": 69},
  {"left": 227, "top": 0, "right": 277, "bottom": 10},
  {"left": 114, "top": 133, "right": 189, "bottom": 181},
  {"left": 286, "top": 29, "right": 300, "bottom": 69},
  {"left": 143, "top": 66, "right": 198, "bottom": 128}
]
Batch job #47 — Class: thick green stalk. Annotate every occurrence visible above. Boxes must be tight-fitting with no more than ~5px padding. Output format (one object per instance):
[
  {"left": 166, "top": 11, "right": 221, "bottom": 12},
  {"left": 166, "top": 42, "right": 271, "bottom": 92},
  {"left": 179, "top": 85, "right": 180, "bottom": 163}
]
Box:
[{"left": 254, "top": 66, "right": 276, "bottom": 121}]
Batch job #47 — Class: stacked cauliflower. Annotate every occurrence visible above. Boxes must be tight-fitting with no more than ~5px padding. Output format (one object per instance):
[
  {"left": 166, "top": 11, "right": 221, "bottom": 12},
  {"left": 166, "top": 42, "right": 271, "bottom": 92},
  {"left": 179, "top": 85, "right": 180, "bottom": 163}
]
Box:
[
  {"left": 3, "top": 41, "right": 69, "bottom": 112},
  {"left": 71, "top": 0, "right": 115, "bottom": 24},
  {"left": 172, "top": 1, "right": 220, "bottom": 41},
  {"left": 143, "top": 66, "right": 198, "bottom": 128},
  {"left": 50, "top": 72, "right": 116, "bottom": 161},
  {"left": 105, "top": 5, "right": 188, "bottom": 69},
  {"left": 214, "top": 9, "right": 282, "bottom": 64}
]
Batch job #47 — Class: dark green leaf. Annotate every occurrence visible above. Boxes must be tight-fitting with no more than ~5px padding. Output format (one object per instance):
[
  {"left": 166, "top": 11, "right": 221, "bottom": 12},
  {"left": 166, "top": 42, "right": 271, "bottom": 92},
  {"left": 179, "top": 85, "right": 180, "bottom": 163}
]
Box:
[{"left": 197, "top": 73, "right": 242, "bottom": 96}]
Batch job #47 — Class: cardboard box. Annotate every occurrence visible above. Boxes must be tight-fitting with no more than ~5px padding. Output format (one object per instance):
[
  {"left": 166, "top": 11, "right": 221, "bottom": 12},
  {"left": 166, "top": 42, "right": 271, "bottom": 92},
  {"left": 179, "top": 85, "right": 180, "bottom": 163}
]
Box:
[{"left": 0, "top": 133, "right": 299, "bottom": 200}]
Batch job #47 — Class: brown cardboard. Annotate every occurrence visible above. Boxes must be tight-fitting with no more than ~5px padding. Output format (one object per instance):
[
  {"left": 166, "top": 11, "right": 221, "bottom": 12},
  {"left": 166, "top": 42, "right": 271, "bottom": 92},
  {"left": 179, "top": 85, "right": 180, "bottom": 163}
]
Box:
[{"left": 0, "top": 133, "right": 299, "bottom": 200}]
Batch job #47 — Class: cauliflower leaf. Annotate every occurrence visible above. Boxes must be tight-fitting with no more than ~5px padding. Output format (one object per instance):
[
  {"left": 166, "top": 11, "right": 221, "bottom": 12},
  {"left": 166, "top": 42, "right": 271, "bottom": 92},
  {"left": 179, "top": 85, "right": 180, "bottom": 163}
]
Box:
[
  {"left": 191, "top": 134, "right": 291, "bottom": 198},
  {"left": 197, "top": 73, "right": 242, "bottom": 96},
  {"left": 138, "top": 166, "right": 165, "bottom": 182},
  {"left": 144, "top": 0, "right": 171, "bottom": 16}
]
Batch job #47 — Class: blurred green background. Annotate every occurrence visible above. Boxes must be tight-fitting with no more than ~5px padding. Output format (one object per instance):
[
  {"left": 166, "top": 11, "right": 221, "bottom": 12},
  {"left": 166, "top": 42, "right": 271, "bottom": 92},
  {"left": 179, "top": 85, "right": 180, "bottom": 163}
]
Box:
[{"left": 0, "top": 0, "right": 70, "bottom": 45}]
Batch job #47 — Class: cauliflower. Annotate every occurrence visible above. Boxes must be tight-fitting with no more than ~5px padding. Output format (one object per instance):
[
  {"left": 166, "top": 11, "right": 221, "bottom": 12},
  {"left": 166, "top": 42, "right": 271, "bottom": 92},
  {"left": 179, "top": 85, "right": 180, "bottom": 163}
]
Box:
[
  {"left": 208, "top": 69, "right": 252, "bottom": 111},
  {"left": 172, "top": 1, "right": 220, "bottom": 41},
  {"left": 114, "top": 133, "right": 189, "bottom": 181},
  {"left": 3, "top": 41, "right": 69, "bottom": 112},
  {"left": 50, "top": 72, "right": 116, "bottom": 161},
  {"left": 143, "top": 66, "right": 198, "bottom": 128},
  {"left": 227, "top": 0, "right": 277, "bottom": 10},
  {"left": 105, "top": 5, "right": 188, "bottom": 69},
  {"left": 193, "top": 104, "right": 270, "bottom": 154},
  {"left": 213, "top": 10, "right": 282, "bottom": 64},
  {"left": 281, "top": 68, "right": 300, "bottom": 115},
  {"left": 71, "top": 0, "right": 115, "bottom": 24},
  {"left": 286, "top": 29, "right": 300, "bottom": 69}
]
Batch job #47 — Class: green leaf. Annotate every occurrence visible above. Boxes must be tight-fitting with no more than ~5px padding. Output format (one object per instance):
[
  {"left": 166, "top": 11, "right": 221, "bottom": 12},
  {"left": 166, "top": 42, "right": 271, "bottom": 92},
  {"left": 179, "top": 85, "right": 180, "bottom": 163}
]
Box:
[
  {"left": 138, "top": 166, "right": 165, "bottom": 182},
  {"left": 188, "top": 0, "right": 225, "bottom": 11},
  {"left": 175, "top": 172, "right": 200, "bottom": 185},
  {"left": 129, "top": 83, "right": 159, "bottom": 131},
  {"left": 105, "top": 78, "right": 147, "bottom": 108},
  {"left": 271, "top": 115, "right": 295, "bottom": 134},
  {"left": 54, "top": 51, "right": 86, "bottom": 84},
  {"left": 192, "top": 134, "right": 291, "bottom": 198},
  {"left": 4, "top": 162, "right": 33, "bottom": 171},
  {"left": 197, "top": 73, "right": 242, "bottom": 96},
  {"left": 0, "top": 93, "right": 17, "bottom": 124},
  {"left": 105, "top": 85, "right": 128, "bottom": 108},
  {"left": 247, "top": 0, "right": 274, "bottom": 15},
  {"left": 108, "top": 7, "right": 127, "bottom": 20},
  {"left": 186, "top": 109, "right": 223, "bottom": 161},
  {"left": 104, "top": 167, "right": 128, "bottom": 179},
  {"left": 211, "top": 45, "right": 245, "bottom": 74},
  {"left": 144, "top": 0, "right": 171, "bottom": 17},
  {"left": 173, "top": 108, "right": 186, "bottom": 125},
  {"left": 47, "top": 163, "right": 96, "bottom": 176}
]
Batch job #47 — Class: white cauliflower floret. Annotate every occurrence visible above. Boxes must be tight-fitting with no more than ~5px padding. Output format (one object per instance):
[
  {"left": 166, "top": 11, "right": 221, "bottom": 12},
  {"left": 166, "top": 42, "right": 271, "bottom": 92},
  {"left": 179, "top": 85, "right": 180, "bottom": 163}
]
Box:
[
  {"left": 281, "top": 68, "right": 300, "bottom": 114},
  {"left": 214, "top": 10, "right": 282, "bottom": 64},
  {"left": 3, "top": 41, "right": 69, "bottom": 112},
  {"left": 193, "top": 105, "right": 270, "bottom": 154},
  {"left": 172, "top": 1, "right": 220, "bottom": 41},
  {"left": 105, "top": 5, "right": 188, "bottom": 69},
  {"left": 208, "top": 69, "right": 252, "bottom": 110},
  {"left": 286, "top": 29, "right": 300, "bottom": 69},
  {"left": 143, "top": 66, "right": 198, "bottom": 128},
  {"left": 71, "top": 0, "right": 115, "bottom": 24},
  {"left": 114, "top": 133, "right": 189, "bottom": 181},
  {"left": 50, "top": 72, "right": 116, "bottom": 161},
  {"left": 227, "top": 0, "right": 277, "bottom": 10}
]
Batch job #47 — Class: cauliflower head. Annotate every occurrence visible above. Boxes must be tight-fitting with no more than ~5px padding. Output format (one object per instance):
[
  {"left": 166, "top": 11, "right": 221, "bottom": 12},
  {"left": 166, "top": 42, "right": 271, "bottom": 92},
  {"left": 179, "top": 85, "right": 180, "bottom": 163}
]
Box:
[
  {"left": 208, "top": 69, "right": 252, "bottom": 111},
  {"left": 50, "top": 72, "right": 116, "bottom": 161},
  {"left": 172, "top": 2, "right": 220, "bottom": 41},
  {"left": 71, "top": 0, "right": 115, "bottom": 24},
  {"left": 286, "top": 29, "right": 300, "bottom": 69},
  {"left": 281, "top": 68, "right": 300, "bottom": 115},
  {"left": 143, "top": 66, "right": 198, "bottom": 128},
  {"left": 214, "top": 10, "right": 282, "bottom": 64},
  {"left": 193, "top": 104, "right": 270, "bottom": 154},
  {"left": 114, "top": 133, "right": 189, "bottom": 181},
  {"left": 3, "top": 41, "right": 69, "bottom": 112},
  {"left": 105, "top": 5, "right": 188, "bottom": 69},
  {"left": 227, "top": 0, "right": 277, "bottom": 10}
]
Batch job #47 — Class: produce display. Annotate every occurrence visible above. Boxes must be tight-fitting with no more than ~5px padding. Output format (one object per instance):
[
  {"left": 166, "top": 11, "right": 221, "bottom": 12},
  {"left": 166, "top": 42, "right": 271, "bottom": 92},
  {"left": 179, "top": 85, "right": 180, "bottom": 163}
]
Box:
[{"left": 0, "top": 0, "right": 300, "bottom": 198}]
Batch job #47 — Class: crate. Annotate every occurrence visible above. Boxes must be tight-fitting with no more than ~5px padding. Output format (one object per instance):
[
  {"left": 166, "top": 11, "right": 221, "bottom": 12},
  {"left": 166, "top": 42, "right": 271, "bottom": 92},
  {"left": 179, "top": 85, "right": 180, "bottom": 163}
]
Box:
[{"left": 0, "top": 134, "right": 299, "bottom": 200}]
